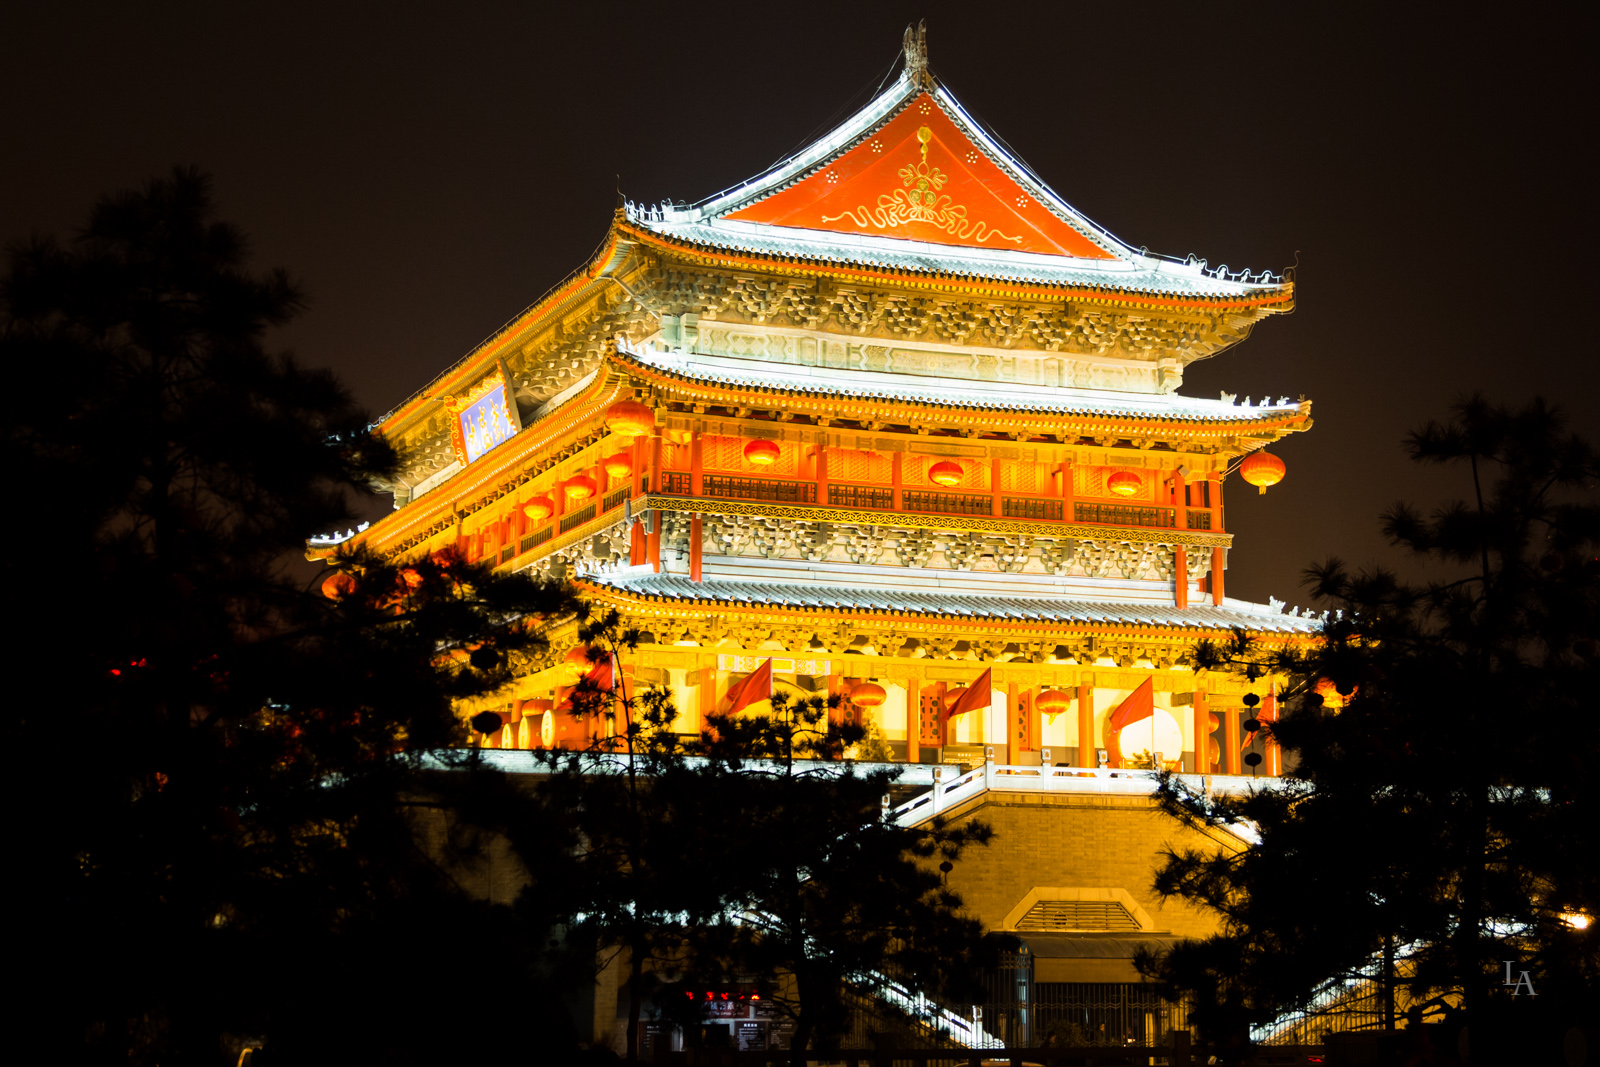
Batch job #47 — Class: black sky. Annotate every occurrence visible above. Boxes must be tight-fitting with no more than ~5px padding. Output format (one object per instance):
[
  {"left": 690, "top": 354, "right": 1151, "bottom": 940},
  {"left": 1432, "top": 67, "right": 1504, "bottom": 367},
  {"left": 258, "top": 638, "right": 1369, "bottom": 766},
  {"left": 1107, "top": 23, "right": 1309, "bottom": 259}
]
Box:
[{"left": 5, "top": 1, "right": 1595, "bottom": 606}]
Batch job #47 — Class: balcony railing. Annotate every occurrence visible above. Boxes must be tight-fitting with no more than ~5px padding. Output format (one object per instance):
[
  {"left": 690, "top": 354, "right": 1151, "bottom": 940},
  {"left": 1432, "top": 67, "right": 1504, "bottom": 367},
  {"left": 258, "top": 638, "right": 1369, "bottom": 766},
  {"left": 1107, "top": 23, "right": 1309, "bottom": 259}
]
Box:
[
  {"left": 1186, "top": 509, "right": 1213, "bottom": 530},
  {"left": 703, "top": 474, "right": 817, "bottom": 504},
  {"left": 559, "top": 503, "right": 597, "bottom": 533},
  {"left": 662, "top": 471, "right": 689, "bottom": 495},
  {"left": 520, "top": 526, "right": 553, "bottom": 554},
  {"left": 829, "top": 483, "right": 894, "bottom": 509},
  {"left": 904, "top": 489, "right": 992, "bottom": 516},
  {"left": 602, "top": 485, "right": 629, "bottom": 513},
  {"left": 1074, "top": 502, "right": 1177, "bottom": 529},
  {"left": 1002, "top": 497, "right": 1064, "bottom": 521}
]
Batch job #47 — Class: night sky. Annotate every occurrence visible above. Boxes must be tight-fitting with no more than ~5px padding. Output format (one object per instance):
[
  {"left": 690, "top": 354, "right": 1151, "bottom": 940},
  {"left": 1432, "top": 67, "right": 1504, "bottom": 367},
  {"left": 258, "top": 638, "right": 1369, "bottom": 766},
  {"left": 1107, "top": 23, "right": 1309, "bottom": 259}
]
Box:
[{"left": 6, "top": 2, "right": 1594, "bottom": 607}]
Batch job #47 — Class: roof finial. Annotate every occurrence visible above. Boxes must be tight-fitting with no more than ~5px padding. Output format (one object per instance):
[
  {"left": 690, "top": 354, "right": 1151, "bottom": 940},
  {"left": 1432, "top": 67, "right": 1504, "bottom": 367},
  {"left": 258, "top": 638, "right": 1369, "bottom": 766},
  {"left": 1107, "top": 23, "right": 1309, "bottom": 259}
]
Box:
[{"left": 902, "top": 20, "right": 932, "bottom": 89}]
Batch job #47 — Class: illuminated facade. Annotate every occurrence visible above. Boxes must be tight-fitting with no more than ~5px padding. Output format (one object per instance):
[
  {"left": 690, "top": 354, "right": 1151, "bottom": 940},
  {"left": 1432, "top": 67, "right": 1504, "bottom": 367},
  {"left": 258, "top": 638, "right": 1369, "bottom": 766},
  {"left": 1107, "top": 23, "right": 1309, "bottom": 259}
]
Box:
[
  {"left": 328, "top": 33, "right": 1316, "bottom": 779},
  {"left": 324, "top": 31, "right": 1323, "bottom": 1044}
]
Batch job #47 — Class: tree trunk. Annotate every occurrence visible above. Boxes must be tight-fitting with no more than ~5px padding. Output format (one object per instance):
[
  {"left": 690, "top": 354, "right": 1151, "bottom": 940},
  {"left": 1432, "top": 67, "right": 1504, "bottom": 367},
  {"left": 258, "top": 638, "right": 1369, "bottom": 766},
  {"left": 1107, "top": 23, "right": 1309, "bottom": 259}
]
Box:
[{"left": 626, "top": 944, "right": 644, "bottom": 1062}]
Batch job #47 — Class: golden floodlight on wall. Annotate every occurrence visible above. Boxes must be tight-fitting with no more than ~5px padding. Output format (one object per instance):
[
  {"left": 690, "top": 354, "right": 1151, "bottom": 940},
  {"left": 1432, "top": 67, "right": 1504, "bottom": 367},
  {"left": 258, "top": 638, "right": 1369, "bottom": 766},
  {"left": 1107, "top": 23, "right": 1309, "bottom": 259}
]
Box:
[
  {"left": 1107, "top": 470, "right": 1142, "bottom": 497},
  {"left": 605, "top": 399, "right": 655, "bottom": 437},
  {"left": 743, "top": 439, "right": 781, "bottom": 467},
  {"left": 928, "top": 459, "right": 964, "bottom": 487},
  {"left": 1240, "top": 450, "right": 1287, "bottom": 494},
  {"left": 523, "top": 495, "right": 556, "bottom": 522}
]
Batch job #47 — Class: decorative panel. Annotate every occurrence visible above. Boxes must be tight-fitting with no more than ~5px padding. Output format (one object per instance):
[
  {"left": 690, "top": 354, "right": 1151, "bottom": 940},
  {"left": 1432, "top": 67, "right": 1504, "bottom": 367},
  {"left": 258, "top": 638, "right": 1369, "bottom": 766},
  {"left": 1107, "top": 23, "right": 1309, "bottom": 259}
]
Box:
[{"left": 830, "top": 447, "right": 890, "bottom": 485}]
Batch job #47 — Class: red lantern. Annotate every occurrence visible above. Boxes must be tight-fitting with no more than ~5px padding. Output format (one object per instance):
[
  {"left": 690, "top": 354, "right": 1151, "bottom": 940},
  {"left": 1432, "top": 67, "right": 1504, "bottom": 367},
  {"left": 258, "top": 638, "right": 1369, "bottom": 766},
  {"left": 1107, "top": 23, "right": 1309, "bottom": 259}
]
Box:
[
  {"left": 564, "top": 475, "right": 597, "bottom": 501},
  {"left": 603, "top": 452, "right": 633, "bottom": 478},
  {"left": 849, "top": 681, "right": 887, "bottom": 708},
  {"left": 1315, "top": 677, "right": 1356, "bottom": 709},
  {"left": 1035, "top": 689, "right": 1072, "bottom": 718},
  {"left": 320, "top": 570, "right": 356, "bottom": 599},
  {"left": 743, "top": 439, "right": 781, "bottom": 467},
  {"left": 523, "top": 495, "right": 555, "bottom": 522},
  {"left": 605, "top": 400, "right": 655, "bottom": 438},
  {"left": 928, "top": 460, "right": 963, "bottom": 487},
  {"left": 1107, "top": 471, "right": 1142, "bottom": 497},
  {"left": 1240, "top": 450, "right": 1286, "bottom": 495}
]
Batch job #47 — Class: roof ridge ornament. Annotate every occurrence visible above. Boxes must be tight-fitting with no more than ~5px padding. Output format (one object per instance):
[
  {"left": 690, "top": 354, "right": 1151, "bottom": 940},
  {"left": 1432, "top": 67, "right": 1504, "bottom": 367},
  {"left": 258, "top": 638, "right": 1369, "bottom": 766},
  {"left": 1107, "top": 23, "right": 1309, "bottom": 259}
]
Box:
[{"left": 903, "top": 20, "right": 932, "bottom": 89}]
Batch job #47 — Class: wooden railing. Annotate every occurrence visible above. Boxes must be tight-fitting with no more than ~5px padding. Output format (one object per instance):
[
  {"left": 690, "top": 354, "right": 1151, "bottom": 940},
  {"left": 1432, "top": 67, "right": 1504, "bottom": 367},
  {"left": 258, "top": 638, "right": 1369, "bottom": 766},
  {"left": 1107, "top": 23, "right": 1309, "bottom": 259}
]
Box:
[
  {"left": 1002, "top": 496, "right": 1064, "bottom": 521},
  {"left": 903, "top": 489, "right": 992, "bottom": 516},
  {"left": 558, "top": 502, "right": 596, "bottom": 533},
  {"left": 829, "top": 483, "right": 894, "bottom": 509},
  {"left": 644, "top": 470, "right": 1217, "bottom": 535},
  {"left": 703, "top": 474, "right": 817, "bottom": 504},
  {"left": 520, "top": 526, "right": 552, "bottom": 554},
  {"left": 1074, "top": 502, "right": 1177, "bottom": 529},
  {"left": 602, "top": 485, "right": 629, "bottom": 513}
]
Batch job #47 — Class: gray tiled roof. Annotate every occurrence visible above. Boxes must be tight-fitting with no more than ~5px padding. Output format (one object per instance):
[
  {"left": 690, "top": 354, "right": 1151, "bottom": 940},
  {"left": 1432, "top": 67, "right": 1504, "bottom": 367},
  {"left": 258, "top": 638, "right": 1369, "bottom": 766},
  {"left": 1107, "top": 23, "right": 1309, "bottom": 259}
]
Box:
[
  {"left": 591, "top": 573, "right": 1323, "bottom": 634},
  {"left": 622, "top": 344, "right": 1302, "bottom": 424}
]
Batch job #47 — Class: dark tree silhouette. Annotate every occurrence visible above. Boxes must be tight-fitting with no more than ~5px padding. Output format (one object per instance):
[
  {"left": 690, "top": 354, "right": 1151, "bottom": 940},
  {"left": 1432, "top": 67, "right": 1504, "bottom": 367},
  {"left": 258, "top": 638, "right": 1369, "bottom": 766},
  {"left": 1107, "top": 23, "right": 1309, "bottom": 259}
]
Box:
[
  {"left": 2, "top": 169, "right": 583, "bottom": 1065},
  {"left": 1140, "top": 398, "right": 1600, "bottom": 1059},
  {"left": 528, "top": 609, "right": 997, "bottom": 1064}
]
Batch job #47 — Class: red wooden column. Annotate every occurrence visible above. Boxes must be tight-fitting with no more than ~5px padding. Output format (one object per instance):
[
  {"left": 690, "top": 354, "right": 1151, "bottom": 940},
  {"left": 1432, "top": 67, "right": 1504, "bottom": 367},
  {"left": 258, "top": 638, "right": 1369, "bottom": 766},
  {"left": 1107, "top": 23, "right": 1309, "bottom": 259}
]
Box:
[
  {"left": 631, "top": 436, "right": 644, "bottom": 498},
  {"left": 1076, "top": 674, "right": 1096, "bottom": 768},
  {"left": 690, "top": 431, "right": 704, "bottom": 497},
  {"left": 1060, "top": 457, "right": 1075, "bottom": 521},
  {"left": 991, "top": 456, "right": 1004, "bottom": 517},
  {"left": 815, "top": 442, "right": 829, "bottom": 506},
  {"left": 891, "top": 451, "right": 904, "bottom": 512},
  {"left": 1262, "top": 685, "right": 1282, "bottom": 776},
  {"left": 1223, "top": 701, "right": 1242, "bottom": 775},
  {"left": 1190, "top": 687, "right": 1210, "bottom": 774},
  {"left": 904, "top": 675, "right": 920, "bottom": 764},
  {"left": 689, "top": 515, "right": 703, "bottom": 582},
  {"left": 1211, "top": 546, "right": 1226, "bottom": 606},
  {"left": 649, "top": 431, "right": 663, "bottom": 494},
  {"left": 1174, "top": 548, "right": 1189, "bottom": 610}
]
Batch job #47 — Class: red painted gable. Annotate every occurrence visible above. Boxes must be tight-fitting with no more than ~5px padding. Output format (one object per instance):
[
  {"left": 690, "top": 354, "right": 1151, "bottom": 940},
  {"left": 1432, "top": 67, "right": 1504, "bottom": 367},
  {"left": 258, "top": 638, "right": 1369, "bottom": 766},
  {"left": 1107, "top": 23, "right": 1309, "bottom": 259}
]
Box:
[{"left": 727, "top": 93, "right": 1115, "bottom": 260}]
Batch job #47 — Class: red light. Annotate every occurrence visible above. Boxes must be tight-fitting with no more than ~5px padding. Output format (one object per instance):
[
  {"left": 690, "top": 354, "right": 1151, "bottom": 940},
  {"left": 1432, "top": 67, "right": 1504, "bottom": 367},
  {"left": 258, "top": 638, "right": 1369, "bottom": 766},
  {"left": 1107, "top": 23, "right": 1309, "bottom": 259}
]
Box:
[{"left": 110, "top": 669, "right": 121, "bottom": 676}]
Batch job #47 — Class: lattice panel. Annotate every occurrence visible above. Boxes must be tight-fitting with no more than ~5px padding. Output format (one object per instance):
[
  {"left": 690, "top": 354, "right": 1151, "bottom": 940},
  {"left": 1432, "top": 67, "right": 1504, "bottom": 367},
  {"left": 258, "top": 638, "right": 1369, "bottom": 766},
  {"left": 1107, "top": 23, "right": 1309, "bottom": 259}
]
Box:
[
  {"left": 830, "top": 447, "right": 890, "bottom": 484},
  {"left": 1001, "top": 460, "right": 1050, "bottom": 494},
  {"left": 662, "top": 442, "right": 688, "bottom": 471},
  {"left": 1015, "top": 900, "right": 1141, "bottom": 932}
]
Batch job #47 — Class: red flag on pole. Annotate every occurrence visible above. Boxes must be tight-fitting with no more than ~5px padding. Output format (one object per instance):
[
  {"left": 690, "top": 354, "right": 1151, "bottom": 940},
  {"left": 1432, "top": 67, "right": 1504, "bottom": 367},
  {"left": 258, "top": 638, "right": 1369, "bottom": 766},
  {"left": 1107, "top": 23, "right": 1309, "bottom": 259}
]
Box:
[
  {"left": 945, "top": 668, "right": 992, "bottom": 718},
  {"left": 1105, "top": 677, "right": 1155, "bottom": 767},
  {"left": 725, "top": 658, "right": 773, "bottom": 715}
]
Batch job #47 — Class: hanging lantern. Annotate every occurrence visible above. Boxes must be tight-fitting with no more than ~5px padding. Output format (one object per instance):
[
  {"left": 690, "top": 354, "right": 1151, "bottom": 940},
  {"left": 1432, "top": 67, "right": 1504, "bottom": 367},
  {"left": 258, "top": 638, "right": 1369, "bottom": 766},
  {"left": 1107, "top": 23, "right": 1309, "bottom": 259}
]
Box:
[
  {"left": 523, "top": 495, "right": 556, "bottom": 522},
  {"left": 1240, "top": 450, "right": 1287, "bottom": 495},
  {"left": 849, "top": 681, "right": 887, "bottom": 708},
  {"left": 605, "top": 399, "right": 655, "bottom": 437},
  {"left": 560, "top": 646, "right": 593, "bottom": 684},
  {"left": 564, "top": 474, "right": 597, "bottom": 501},
  {"left": 1107, "top": 470, "right": 1142, "bottom": 497},
  {"left": 928, "top": 460, "right": 964, "bottom": 487},
  {"left": 470, "top": 711, "right": 504, "bottom": 735},
  {"left": 603, "top": 452, "right": 633, "bottom": 478},
  {"left": 743, "top": 439, "right": 781, "bottom": 467},
  {"left": 1035, "top": 689, "right": 1073, "bottom": 719},
  {"left": 1315, "top": 677, "right": 1357, "bottom": 709},
  {"left": 320, "top": 570, "right": 356, "bottom": 599}
]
